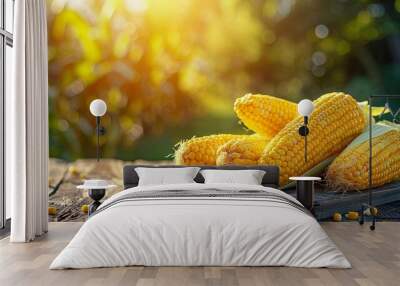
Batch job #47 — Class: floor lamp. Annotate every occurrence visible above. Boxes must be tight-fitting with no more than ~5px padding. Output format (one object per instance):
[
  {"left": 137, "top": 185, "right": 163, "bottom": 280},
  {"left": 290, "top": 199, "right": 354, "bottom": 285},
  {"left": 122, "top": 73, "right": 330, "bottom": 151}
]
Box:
[
  {"left": 359, "top": 94, "right": 400, "bottom": 231},
  {"left": 86, "top": 99, "right": 108, "bottom": 215},
  {"left": 298, "top": 99, "right": 315, "bottom": 162}
]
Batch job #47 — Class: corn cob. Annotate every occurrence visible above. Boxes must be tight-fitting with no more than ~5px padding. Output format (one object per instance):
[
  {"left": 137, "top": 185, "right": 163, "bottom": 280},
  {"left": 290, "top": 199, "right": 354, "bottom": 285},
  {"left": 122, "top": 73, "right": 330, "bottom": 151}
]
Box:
[
  {"left": 216, "top": 134, "right": 269, "bottom": 166},
  {"left": 259, "top": 92, "right": 366, "bottom": 186},
  {"left": 326, "top": 124, "right": 400, "bottom": 191},
  {"left": 174, "top": 134, "right": 246, "bottom": 166},
  {"left": 234, "top": 94, "right": 298, "bottom": 137}
]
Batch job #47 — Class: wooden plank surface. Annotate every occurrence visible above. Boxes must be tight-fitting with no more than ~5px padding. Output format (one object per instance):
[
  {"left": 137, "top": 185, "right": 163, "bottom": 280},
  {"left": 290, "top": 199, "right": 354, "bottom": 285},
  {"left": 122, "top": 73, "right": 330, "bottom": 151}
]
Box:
[
  {"left": 0, "top": 222, "right": 399, "bottom": 286},
  {"left": 286, "top": 181, "right": 400, "bottom": 220},
  {"left": 48, "top": 159, "right": 173, "bottom": 221}
]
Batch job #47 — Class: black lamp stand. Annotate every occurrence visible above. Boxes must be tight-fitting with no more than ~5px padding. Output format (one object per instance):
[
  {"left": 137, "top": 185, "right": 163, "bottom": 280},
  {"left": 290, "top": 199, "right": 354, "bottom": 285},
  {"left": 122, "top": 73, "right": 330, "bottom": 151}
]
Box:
[
  {"left": 88, "top": 116, "right": 107, "bottom": 215},
  {"left": 298, "top": 116, "right": 310, "bottom": 162},
  {"left": 95, "top": 116, "right": 106, "bottom": 162}
]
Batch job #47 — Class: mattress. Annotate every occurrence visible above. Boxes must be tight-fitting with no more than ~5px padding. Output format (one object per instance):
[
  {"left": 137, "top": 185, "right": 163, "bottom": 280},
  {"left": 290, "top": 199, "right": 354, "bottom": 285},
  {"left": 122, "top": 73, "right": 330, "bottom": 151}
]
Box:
[{"left": 50, "top": 183, "right": 351, "bottom": 269}]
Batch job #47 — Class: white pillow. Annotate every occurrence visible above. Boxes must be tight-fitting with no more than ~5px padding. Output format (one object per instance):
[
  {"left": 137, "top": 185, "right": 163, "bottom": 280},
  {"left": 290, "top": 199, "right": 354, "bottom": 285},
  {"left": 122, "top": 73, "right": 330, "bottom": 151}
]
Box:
[
  {"left": 200, "top": 169, "right": 266, "bottom": 185},
  {"left": 135, "top": 167, "right": 200, "bottom": 186}
]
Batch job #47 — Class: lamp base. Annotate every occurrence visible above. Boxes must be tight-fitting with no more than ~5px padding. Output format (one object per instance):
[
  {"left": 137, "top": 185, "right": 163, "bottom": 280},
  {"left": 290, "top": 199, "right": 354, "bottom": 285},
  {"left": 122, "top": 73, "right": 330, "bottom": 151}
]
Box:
[
  {"left": 88, "top": 188, "right": 106, "bottom": 215},
  {"left": 359, "top": 203, "right": 377, "bottom": 231}
]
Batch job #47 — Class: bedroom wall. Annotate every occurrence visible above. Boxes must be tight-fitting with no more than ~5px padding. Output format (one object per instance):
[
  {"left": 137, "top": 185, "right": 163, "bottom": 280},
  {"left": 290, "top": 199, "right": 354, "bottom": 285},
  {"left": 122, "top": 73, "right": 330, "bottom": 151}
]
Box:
[{"left": 47, "top": 0, "right": 400, "bottom": 162}]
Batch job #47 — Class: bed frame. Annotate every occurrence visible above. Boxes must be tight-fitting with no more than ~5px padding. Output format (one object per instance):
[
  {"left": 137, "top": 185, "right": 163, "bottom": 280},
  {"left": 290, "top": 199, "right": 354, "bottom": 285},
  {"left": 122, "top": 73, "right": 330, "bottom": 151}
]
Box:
[{"left": 123, "top": 165, "right": 280, "bottom": 189}]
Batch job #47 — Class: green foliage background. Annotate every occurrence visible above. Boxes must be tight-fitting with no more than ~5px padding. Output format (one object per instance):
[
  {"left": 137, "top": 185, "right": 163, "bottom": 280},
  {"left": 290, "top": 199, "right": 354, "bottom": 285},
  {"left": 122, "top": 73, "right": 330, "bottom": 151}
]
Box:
[{"left": 48, "top": 0, "right": 400, "bottom": 161}]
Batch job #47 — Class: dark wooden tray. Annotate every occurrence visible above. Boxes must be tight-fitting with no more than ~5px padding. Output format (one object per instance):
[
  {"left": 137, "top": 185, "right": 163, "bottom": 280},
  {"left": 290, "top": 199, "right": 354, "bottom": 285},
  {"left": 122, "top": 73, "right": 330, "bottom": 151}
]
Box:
[{"left": 286, "top": 181, "right": 400, "bottom": 220}]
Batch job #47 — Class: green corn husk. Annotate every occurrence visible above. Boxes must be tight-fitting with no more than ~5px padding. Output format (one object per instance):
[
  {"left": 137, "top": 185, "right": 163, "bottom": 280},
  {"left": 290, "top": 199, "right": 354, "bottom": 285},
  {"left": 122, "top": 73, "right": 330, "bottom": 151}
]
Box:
[
  {"left": 344, "top": 121, "right": 398, "bottom": 152},
  {"left": 325, "top": 121, "right": 400, "bottom": 191},
  {"left": 282, "top": 121, "right": 398, "bottom": 190},
  {"left": 358, "top": 101, "right": 391, "bottom": 117},
  {"left": 357, "top": 101, "right": 392, "bottom": 132}
]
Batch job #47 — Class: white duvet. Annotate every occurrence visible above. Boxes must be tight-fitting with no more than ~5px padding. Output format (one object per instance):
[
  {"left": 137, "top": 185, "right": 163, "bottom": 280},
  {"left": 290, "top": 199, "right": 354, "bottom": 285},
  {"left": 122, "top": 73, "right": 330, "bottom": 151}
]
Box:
[{"left": 50, "top": 183, "right": 351, "bottom": 269}]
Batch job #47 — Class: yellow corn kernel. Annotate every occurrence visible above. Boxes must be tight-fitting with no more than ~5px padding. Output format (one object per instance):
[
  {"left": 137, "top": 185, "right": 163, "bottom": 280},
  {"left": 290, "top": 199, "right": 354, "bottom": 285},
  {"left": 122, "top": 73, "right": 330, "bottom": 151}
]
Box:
[
  {"left": 234, "top": 94, "right": 298, "bottom": 137},
  {"left": 346, "top": 212, "right": 359, "bottom": 220},
  {"left": 175, "top": 134, "right": 246, "bottom": 166},
  {"left": 259, "top": 92, "right": 366, "bottom": 186},
  {"left": 216, "top": 134, "right": 269, "bottom": 166},
  {"left": 332, "top": 212, "right": 342, "bottom": 222},
  {"left": 48, "top": 207, "right": 57, "bottom": 215},
  {"left": 81, "top": 204, "right": 89, "bottom": 214},
  {"left": 326, "top": 128, "right": 400, "bottom": 191}
]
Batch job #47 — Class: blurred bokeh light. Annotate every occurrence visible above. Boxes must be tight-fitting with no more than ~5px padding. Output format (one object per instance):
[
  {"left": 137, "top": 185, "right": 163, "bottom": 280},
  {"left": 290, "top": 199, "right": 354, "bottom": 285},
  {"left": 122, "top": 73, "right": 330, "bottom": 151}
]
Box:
[{"left": 47, "top": 0, "right": 400, "bottom": 161}]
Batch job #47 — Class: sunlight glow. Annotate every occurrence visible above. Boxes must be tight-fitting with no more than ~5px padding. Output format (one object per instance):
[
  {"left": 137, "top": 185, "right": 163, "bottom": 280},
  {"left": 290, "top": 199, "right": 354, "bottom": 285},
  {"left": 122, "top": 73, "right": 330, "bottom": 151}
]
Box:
[{"left": 125, "top": 0, "right": 148, "bottom": 13}]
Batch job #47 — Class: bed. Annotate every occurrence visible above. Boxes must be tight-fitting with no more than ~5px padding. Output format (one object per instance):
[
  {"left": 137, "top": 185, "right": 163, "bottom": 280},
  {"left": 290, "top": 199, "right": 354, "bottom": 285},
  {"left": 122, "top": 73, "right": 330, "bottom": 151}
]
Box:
[{"left": 50, "top": 165, "right": 350, "bottom": 269}]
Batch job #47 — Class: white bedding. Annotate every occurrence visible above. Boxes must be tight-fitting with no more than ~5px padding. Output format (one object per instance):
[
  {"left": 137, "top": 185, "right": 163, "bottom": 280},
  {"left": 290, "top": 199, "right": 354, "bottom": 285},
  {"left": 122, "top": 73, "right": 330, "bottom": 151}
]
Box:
[{"left": 50, "top": 183, "right": 351, "bottom": 269}]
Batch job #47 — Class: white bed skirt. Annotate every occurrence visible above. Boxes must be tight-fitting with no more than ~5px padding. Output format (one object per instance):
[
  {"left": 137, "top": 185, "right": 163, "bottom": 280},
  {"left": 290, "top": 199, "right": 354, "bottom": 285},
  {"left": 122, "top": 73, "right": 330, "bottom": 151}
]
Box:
[{"left": 50, "top": 184, "right": 351, "bottom": 269}]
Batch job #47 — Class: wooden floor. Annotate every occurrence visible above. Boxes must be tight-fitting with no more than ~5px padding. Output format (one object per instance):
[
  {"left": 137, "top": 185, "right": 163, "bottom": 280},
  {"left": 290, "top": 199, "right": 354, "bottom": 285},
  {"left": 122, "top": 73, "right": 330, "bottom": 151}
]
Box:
[{"left": 0, "top": 222, "right": 399, "bottom": 286}]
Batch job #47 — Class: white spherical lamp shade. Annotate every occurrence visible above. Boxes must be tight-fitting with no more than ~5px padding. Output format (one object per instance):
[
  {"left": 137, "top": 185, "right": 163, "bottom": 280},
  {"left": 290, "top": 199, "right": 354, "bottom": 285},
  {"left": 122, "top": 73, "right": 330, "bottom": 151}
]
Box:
[
  {"left": 90, "top": 99, "right": 107, "bottom": 117},
  {"left": 298, "top": 99, "right": 314, "bottom": 117}
]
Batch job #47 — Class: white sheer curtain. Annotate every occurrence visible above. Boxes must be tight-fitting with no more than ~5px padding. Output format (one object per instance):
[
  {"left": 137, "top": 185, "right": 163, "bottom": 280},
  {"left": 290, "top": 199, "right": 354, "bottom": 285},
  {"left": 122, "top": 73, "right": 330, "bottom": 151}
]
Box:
[{"left": 6, "top": 0, "right": 48, "bottom": 242}]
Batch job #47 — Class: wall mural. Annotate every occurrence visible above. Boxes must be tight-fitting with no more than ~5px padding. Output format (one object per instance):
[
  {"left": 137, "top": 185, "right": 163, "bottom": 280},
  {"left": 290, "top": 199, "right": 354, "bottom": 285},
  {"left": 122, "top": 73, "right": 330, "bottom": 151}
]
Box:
[{"left": 47, "top": 0, "right": 400, "bottom": 221}]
